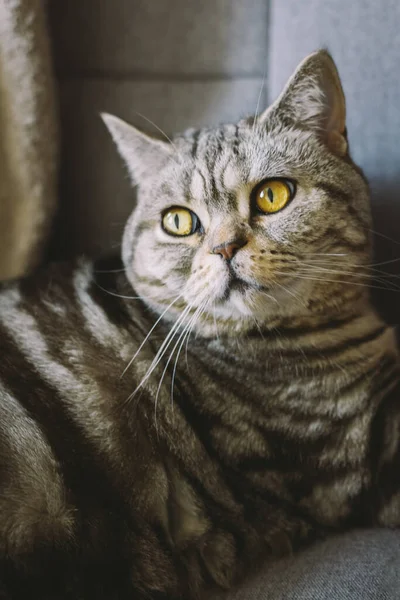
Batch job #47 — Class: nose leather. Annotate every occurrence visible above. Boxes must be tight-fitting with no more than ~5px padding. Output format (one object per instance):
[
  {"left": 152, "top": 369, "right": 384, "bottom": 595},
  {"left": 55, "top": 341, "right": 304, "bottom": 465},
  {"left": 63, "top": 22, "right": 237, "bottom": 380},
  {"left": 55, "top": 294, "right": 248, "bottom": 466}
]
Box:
[{"left": 212, "top": 239, "right": 247, "bottom": 261}]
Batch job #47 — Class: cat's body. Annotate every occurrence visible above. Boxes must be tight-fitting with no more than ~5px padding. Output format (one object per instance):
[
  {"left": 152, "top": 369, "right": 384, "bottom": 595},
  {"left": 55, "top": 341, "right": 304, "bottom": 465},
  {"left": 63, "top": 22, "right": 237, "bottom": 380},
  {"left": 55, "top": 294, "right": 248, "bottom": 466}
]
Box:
[
  {"left": 1, "top": 51, "right": 400, "bottom": 598},
  {"left": 1, "top": 257, "right": 399, "bottom": 599}
]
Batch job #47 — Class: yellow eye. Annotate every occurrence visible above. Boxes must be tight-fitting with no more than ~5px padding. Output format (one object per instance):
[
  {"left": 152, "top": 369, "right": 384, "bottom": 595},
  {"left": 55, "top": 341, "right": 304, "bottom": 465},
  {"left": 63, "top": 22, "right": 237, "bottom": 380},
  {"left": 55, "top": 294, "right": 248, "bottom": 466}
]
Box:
[
  {"left": 254, "top": 179, "right": 294, "bottom": 214},
  {"left": 162, "top": 207, "right": 199, "bottom": 236}
]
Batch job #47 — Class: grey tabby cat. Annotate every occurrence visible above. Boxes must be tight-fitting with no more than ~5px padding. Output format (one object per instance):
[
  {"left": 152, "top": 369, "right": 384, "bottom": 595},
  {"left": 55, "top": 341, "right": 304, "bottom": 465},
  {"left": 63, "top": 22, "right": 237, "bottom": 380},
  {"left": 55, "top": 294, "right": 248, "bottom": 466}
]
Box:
[{"left": 0, "top": 50, "right": 399, "bottom": 599}]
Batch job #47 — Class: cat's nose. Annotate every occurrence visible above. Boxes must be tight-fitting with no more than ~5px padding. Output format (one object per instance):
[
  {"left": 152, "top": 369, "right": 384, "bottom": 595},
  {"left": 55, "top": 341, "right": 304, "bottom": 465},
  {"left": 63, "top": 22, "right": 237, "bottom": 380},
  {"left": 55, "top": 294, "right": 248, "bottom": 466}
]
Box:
[{"left": 212, "top": 239, "right": 247, "bottom": 261}]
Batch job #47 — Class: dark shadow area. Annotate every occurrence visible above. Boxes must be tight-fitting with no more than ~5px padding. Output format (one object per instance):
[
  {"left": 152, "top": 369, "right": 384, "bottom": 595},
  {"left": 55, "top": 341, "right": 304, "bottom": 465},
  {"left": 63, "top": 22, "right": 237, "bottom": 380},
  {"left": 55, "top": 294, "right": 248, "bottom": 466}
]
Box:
[{"left": 370, "top": 182, "right": 400, "bottom": 327}]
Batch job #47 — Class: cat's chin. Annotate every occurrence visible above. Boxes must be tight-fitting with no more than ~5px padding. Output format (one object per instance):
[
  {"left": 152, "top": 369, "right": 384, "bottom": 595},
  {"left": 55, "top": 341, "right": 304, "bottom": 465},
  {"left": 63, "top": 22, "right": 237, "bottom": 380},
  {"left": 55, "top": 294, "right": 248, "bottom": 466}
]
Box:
[{"left": 210, "top": 287, "right": 281, "bottom": 333}]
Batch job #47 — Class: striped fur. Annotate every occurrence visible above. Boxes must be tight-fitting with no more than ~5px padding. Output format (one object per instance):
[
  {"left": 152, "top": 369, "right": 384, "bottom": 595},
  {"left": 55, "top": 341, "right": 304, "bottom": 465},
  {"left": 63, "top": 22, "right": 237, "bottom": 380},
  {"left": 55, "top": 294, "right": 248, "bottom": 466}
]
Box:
[{"left": 0, "top": 51, "right": 399, "bottom": 599}]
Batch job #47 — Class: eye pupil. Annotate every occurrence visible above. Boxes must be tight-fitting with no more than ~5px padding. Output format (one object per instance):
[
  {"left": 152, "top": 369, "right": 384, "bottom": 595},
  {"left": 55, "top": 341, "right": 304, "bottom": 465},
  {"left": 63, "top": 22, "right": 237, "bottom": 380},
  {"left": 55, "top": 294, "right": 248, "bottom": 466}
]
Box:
[
  {"left": 254, "top": 179, "right": 294, "bottom": 215},
  {"left": 162, "top": 208, "right": 201, "bottom": 237}
]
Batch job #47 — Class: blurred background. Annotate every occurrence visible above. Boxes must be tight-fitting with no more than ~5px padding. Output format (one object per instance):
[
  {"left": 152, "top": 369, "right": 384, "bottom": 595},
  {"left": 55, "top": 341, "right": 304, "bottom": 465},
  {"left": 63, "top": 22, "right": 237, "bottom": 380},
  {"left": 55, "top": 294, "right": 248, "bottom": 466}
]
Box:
[{"left": 1, "top": 0, "right": 399, "bottom": 321}]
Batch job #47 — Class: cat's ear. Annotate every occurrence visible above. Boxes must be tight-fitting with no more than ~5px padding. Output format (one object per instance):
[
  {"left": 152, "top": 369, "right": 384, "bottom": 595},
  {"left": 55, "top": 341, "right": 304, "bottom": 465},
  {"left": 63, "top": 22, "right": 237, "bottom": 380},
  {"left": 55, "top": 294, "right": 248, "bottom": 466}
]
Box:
[
  {"left": 259, "top": 50, "right": 347, "bottom": 155},
  {"left": 101, "top": 113, "right": 173, "bottom": 183}
]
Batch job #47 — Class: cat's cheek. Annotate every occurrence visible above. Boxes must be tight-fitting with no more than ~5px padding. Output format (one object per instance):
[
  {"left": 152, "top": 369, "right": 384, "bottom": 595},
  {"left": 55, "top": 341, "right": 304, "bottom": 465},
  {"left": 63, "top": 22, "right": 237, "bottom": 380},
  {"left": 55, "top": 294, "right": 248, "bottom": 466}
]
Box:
[{"left": 233, "top": 254, "right": 273, "bottom": 289}]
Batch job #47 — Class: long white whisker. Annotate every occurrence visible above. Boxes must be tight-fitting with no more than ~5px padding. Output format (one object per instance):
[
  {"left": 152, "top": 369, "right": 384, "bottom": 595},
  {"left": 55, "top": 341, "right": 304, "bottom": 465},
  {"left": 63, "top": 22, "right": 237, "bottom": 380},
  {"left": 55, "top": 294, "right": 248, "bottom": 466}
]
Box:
[
  {"left": 252, "top": 62, "right": 268, "bottom": 132},
  {"left": 296, "top": 263, "right": 400, "bottom": 291},
  {"left": 135, "top": 111, "right": 181, "bottom": 159},
  {"left": 188, "top": 296, "right": 211, "bottom": 352},
  {"left": 153, "top": 304, "right": 196, "bottom": 433},
  {"left": 95, "top": 283, "right": 144, "bottom": 301},
  {"left": 212, "top": 300, "right": 220, "bottom": 342},
  {"left": 367, "top": 227, "right": 400, "bottom": 247},
  {"left": 260, "top": 290, "right": 279, "bottom": 304},
  {"left": 302, "top": 257, "right": 400, "bottom": 280},
  {"left": 305, "top": 253, "right": 349, "bottom": 256},
  {"left": 273, "top": 280, "right": 307, "bottom": 309},
  {"left": 124, "top": 304, "right": 193, "bottom": 408},
  {"left": 295, "top": 265, "right": 400, "bottom": 292},
  {"left": 136, "top": 304, "right": 192, "bottom": 386},
  {"left": 273, "top": 271, "right": 400, "bottom": 293},
  {"left": 121, "top": 294, "right": 183, "bottom": 378},
  {"left": 170, "top": 298, "right": 210, "bottom": 405},
  {"left": 252, "top": 315, "right": 265, "bottom": 339},
  {"left": 366, "top": 256, "right": 400, "bottom": 268},
  {"left": 153, "top": 298, "right": 209, "bottom": 430}
]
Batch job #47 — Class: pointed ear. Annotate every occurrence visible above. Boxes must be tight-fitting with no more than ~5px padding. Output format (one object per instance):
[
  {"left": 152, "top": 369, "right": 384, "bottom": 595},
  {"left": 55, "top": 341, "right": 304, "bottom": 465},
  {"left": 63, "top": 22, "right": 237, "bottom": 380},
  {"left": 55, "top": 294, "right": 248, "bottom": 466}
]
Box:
[
  {"left": 101, "top": 113, "right": 173, "bottom": 183},
  {"left": 260, "top": 50, "right": 347, "bottom": 155}
]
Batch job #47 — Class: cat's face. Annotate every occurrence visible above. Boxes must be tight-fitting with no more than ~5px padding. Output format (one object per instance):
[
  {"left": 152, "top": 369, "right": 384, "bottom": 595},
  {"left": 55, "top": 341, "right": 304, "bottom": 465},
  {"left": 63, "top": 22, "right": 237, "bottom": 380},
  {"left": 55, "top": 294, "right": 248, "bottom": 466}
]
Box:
[{"left": 104, "top": 51, "right": 372, "bottom": 336}]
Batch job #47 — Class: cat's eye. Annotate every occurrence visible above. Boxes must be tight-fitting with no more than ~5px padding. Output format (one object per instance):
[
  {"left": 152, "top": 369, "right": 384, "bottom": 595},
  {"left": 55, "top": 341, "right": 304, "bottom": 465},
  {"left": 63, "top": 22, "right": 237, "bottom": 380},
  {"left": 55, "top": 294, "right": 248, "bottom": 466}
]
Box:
[
  {"left": 162, "top": 207, "right": 200, "bottom": 237},
  {"left": 254, "top": 179, "right": 295, "bottom": 214}
]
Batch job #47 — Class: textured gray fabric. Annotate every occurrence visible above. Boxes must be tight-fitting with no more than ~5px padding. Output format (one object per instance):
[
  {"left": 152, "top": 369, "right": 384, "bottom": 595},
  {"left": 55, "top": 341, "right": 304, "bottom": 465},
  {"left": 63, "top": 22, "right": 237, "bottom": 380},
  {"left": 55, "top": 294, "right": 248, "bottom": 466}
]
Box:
[
  {"left": 268, "top": 0, "right": 400, "bottom": 322},
  {"left": 223, "top": 530, "right": 400, "bottom": 599},
  {"left": 50, "top": 0, "right": 268, "bottom": 76}
]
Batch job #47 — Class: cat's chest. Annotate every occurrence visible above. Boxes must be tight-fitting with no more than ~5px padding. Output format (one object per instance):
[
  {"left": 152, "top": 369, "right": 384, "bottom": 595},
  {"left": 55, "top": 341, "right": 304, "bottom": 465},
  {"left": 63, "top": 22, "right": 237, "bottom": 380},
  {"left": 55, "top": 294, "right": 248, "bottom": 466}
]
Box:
[{"left": 166, "top": 338, "right": 376, "bottom": 523}]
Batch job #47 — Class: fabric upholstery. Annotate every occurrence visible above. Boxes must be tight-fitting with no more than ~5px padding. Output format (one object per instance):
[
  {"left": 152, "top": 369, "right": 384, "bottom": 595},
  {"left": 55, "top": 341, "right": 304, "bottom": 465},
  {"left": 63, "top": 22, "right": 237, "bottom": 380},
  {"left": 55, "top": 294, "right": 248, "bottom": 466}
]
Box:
[
  {"left": 222, "top": 530, "right": 400, "bottom": 599},
  {"left": 0, "top": 0, "right": 58, "bottom": 280}
]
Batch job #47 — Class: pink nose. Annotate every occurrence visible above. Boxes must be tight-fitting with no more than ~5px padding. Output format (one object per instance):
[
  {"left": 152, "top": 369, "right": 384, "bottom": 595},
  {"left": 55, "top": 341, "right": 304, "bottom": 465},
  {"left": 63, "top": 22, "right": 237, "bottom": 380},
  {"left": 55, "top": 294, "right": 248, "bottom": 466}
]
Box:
[{"left": 212, "top": 239, "right": 247, "bottom": 261}]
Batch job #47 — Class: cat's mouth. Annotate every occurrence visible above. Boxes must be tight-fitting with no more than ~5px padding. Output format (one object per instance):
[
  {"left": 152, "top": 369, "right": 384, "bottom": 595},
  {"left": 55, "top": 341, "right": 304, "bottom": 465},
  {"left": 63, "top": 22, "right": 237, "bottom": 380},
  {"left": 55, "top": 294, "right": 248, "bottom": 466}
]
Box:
[
  {"left": 229, "top": 277, "right": 250, "bottom": 293},
  {"left": 217, "top": 267, "right": 264, "bottom": 302},
  {"left": 224, "top": 272, "right": 257, "bottom": 298}
]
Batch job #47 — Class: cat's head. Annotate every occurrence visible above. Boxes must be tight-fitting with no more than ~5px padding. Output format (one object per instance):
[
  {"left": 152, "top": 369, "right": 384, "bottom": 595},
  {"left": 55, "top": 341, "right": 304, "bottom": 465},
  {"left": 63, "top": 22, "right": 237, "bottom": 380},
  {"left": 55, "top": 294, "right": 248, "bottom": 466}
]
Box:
[{"left": 103, "top": 50, "right": 371, "bottom": 336}]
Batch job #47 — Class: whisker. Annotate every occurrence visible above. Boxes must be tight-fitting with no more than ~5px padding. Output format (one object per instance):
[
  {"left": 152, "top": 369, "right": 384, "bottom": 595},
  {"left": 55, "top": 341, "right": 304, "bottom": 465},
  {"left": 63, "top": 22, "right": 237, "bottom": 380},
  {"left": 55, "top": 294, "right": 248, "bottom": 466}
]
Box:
[
  {"left": 296, "top": 264, "right": 400, "bottom": 291},
  {"left": 95, "top": 283, "right": 144, "bottom": 300},
  {"left": 260, "top": 290, "right": 279, "bottom": 304},
  {"left": 304, "top": 255, "right": 400, "bottom": 271},
  {"left": 304, "top": 253, "right": 349, "bottom": 257},
  {"left": 134, "top": 111, "right": 181, "bottom": 160},
  {"left": 273, "top": 280, "right": 308, "bottom": 309},
  {"left": 212, "top": 300, "right": 220, "bottom": 342},
  {"left": 170, "top": 298, "right": 210, "bottom": 405},
  {"left": 366, "top": 256, "right": 400, "bottom": 268},
  {"left": 295, "top": 265, "right": 400, "bottom": 292},
  {"left": 153, "top": 298, "right": 209, "bottom": 430},
  {"left": 367, "top": 227, "right": 400, "bottom": 248},
  {"left": 94, "top": 267, "right": 126, "bottom": 273},
  {"left": 252, "top": 61, "right": 268, "bottom": 132},
  {"left": 252, "top": 316, "right": 265, "bottom": 339},
  {"left": 273, "top": 270, "right": 400, "bottom": 293},
  {"left": 153, "top": 305, "right": 196, "bottom": 432},
  {"left": 121, "top": 294, "right": 183, "bottom": 378},
  {"left": 126, "top": 303, "right": 193, "bottom": 404},
  {"left": 301, "top": 257, "right": 400, "bottom": 281}
]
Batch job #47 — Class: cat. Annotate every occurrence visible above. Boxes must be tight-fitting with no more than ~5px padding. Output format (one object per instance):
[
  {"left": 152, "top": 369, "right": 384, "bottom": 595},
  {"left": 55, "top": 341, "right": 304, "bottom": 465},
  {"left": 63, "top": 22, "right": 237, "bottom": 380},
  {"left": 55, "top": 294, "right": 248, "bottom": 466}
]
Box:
[{"left": 0, "top": 49, "right": 399, "bottom": 600}]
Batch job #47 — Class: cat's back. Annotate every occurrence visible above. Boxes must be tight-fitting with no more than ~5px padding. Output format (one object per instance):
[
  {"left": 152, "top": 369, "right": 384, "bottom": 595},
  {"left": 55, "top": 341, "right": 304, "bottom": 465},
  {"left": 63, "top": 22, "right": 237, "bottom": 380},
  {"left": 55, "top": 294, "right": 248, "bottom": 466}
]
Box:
[{"left": 0, "top": 258, "right": 155, "bottom": 573}]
